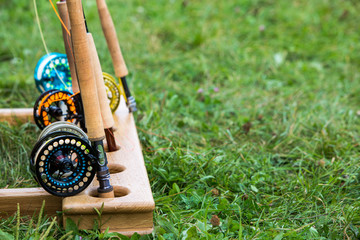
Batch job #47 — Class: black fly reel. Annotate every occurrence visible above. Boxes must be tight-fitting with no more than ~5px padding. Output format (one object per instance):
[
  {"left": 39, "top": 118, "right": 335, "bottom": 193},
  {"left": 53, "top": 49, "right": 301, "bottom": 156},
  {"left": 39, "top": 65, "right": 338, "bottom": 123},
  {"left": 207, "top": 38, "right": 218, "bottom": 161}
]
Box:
[
  {"left": 30, "top": 122, "right": 96, "bottom": 197},
  {"left": 33, "top": 89, "right": 84, "bottom": 130}
]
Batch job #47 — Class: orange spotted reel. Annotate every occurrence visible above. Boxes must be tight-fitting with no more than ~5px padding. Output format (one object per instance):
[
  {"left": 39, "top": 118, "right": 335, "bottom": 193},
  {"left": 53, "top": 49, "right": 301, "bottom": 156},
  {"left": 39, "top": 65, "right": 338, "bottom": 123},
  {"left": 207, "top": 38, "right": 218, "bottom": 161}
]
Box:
[{"left": 33, "top": 89, "right": 84, "bottom": 130}]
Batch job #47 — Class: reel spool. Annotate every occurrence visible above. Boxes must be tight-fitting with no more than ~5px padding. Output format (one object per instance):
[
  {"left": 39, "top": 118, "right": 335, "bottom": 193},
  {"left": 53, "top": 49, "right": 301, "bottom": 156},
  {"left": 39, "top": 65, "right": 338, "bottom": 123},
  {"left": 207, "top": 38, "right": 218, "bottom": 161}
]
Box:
[
  {"left": 38, "top": 121, "right": 88, "bottom": 140},
  {"left": 30, "top": 122, "right": 96, "bottom": 197},
  {"left": 103, "top": 72, "right": 122, "bottom": 112},
  {"left": 34, "top": 53, "right": 72, "bottom": 93},
  {"left": 33, "top": 89, "right": 83, "bottom": 130}
]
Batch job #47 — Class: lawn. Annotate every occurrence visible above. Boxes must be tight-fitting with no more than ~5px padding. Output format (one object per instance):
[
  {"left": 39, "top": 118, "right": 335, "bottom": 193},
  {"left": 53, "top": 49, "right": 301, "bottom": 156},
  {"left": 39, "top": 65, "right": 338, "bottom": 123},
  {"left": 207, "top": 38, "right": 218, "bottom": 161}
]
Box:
[{"left": 1, "top": 0, "right": 360, "bottom": 239}]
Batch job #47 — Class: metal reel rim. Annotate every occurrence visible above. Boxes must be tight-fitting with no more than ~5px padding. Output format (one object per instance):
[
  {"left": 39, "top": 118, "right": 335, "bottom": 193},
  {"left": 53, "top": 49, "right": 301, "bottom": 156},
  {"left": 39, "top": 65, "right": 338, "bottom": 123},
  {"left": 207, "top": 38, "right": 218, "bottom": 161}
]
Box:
[
  {"left": 33, "top": 90, "right": 57, "bottom": 130},
  {"left": 38, "top": 121, "right": 88, "bottom": 141}
]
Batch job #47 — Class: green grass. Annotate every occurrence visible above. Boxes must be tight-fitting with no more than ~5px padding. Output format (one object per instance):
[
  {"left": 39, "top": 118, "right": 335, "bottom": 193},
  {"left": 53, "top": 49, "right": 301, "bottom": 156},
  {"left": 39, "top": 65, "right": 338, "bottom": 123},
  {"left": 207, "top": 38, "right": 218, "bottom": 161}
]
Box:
[{"left": 1, "top": 0, "right": 360, "bottom": 239}]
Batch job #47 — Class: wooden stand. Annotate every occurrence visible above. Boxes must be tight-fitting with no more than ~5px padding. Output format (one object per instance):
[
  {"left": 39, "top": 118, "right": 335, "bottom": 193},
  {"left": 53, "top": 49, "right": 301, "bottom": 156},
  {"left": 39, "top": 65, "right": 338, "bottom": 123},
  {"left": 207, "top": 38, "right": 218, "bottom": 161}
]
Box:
[
  {"left": 0, "top": 108, "right": 33, "bottom": 125},
  {"left": 0, "top": 100, "right": 155, "bottom": 235}
]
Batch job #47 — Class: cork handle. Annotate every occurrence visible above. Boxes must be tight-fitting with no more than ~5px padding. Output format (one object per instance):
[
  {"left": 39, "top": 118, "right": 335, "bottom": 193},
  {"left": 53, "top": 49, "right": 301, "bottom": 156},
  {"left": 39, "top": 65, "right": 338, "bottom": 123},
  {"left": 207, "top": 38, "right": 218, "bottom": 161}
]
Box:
[
  {"left": 96, "top": 0, "right": 128, "bottom": 78},
  {"left": 56, "top": 1, "right": 79, "bottom": 93},
  {"left": 66, "top": 0, "right": 104, "bottom": 141},
  {"left": 87, "top": 33, "right": 114, "bottom": 129}
]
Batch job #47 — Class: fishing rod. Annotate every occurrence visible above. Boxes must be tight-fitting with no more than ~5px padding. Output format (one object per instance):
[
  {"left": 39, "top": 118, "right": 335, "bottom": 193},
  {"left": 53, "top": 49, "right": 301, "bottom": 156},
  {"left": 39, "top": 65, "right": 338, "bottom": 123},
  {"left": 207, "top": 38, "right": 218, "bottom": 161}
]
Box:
[
  {"left": 34, "top": 0, "right": 117, "bottom": 147},
  {"left": 32, "top": 0, "right": 84, "bottom": 131},
  {"left": 30, "top": 0, "right": 118, "bottom": 197},
  {"left": 57, "top": 1, "right": 122, "bottom": 114},
  {"left": 58, "top": 0, "right": 117, "bottom": 152},
  {"left": 57, "top": 0, "right": 79, "bottom": 93},
  {"left": 66, "top": 0, "right": 114, "bottom": 197},
  {"left": 96, "top": 0, "right": 137, "bottom": 112}
]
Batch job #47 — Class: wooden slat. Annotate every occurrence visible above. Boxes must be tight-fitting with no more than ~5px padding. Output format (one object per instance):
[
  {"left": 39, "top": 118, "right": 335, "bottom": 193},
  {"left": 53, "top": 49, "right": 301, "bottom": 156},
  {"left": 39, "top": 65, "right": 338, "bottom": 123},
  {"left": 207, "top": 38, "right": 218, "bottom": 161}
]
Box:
[
  {"left": 63, "top": 98, "right": 154, "bottom": 234},
  {"left": 0, "top": 188, "right": 62, "bottom": 217},
  {"left": 0, "top": 108, "right": 33, "bottom": 125}
]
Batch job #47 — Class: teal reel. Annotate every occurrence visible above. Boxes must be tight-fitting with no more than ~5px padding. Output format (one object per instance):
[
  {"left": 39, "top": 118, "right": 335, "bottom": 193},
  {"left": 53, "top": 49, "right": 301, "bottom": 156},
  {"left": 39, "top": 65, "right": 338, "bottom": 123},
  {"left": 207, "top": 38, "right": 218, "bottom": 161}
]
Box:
[{"left": 34, "top": 53, "right": 72, "bottom": 93}]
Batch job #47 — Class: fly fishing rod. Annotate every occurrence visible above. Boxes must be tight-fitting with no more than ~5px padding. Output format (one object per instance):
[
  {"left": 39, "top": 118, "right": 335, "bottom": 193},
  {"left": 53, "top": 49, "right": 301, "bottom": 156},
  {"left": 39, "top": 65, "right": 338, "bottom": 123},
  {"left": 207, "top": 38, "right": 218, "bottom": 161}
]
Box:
[
  {"left": 96, "top": 0, "right": 137, "bottom": 112},
  {"left": 66, "top": 0, "right": 114, "bottom": 197},
  {"left": 30, "top": 0, "right": 117, "bottom": 197},
  {"left": 57, "top": 0, "right": 117, "bottom": 151},
  {"left": 57, "top": 0, "right": 79, "bottom": 93}
]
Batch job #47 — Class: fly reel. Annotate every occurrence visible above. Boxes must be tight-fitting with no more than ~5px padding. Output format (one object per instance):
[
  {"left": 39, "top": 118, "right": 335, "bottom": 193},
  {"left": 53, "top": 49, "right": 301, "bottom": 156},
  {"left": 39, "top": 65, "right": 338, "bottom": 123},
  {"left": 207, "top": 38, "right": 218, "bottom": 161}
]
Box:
[
  {"left": 33, "top": 89, "right": 83, "bottom": 130},
  {"left": 103, "top": 72, "right": 123, "bottom": 112},
  {"left": 34, "top": 53, "right": 72, "bottom": 93},
  {"left": 30, "top": 122, "right": 96, "bottom": 197}
]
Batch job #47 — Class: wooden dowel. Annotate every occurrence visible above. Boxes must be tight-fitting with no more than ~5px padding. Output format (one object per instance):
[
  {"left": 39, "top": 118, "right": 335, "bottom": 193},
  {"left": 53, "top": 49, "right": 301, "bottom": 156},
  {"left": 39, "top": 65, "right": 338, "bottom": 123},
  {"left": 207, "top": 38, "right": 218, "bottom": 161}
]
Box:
[
  {"left": 57, "top": 1, "right": 79, "bottom": 93},
  {"left": 96, "top": 0, "right": 128, "bottom": 78},
  {"left": 66, "top": 0, "right": 104, "bottom": 141}
]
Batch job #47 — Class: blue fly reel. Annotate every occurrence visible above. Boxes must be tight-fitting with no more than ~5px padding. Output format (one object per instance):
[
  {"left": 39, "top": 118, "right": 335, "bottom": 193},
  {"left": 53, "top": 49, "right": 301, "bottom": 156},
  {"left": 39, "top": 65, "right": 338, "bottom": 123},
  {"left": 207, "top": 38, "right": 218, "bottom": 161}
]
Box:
[{"left": 34, "top": 53, "right": 73, "bottom": 93}]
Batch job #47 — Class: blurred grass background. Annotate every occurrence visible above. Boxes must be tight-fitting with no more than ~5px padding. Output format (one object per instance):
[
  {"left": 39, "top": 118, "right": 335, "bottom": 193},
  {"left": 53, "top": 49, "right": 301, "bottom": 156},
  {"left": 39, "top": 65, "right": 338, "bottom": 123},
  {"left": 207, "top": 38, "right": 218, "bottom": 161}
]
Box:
[{"left": 1, "top": 0, "right": 360, "bottom": 239}]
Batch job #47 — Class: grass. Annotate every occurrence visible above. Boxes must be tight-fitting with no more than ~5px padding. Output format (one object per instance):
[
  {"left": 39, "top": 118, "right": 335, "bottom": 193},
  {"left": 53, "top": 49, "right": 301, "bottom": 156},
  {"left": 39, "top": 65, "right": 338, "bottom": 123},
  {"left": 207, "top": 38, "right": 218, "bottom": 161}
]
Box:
[{"left": 1, "top": 0, "right": 360, "bottom": 239}]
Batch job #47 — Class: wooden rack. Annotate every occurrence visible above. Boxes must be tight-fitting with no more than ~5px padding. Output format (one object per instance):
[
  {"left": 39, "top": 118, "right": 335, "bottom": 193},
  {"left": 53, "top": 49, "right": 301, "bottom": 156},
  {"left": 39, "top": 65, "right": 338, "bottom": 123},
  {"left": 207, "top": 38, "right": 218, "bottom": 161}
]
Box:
[{"left": 0, "top": 100, "right": 154, "bottom": 235}]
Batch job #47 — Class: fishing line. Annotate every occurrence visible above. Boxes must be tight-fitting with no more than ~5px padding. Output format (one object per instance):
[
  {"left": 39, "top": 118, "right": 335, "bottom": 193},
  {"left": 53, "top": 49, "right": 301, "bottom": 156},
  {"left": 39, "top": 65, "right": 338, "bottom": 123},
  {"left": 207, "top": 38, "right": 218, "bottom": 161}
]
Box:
[
  {"left": 33, "top": 0, "right": 49, "bottom": 54},
  {"left": 33, "top": 0, "right": 71, "bottom": 92},
  {"left": 48, "top": 0, "right": 71, "bottom": 36}
]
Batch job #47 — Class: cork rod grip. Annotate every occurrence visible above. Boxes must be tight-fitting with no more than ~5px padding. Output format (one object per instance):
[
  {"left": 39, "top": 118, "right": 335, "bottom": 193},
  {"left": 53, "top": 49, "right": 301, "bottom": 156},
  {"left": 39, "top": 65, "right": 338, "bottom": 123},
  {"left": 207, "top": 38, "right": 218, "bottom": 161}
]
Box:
[
  {"left": 66, "top": 0, "right": 105, "bottom": 141},
  {"left": 56, "top": 1, "right": 79, "bottom": 93},
  {"left": 96, "top": 0, "right": 128, "bottom": 78},
  {"left": 87, "top": 33, "right": 115, "bottom": 129}
]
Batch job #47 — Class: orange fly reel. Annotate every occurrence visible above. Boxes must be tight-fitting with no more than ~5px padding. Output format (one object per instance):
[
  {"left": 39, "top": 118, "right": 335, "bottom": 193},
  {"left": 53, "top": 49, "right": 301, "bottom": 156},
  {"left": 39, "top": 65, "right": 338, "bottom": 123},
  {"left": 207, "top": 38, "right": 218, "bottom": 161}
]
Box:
[{"left": 33, "top": 89, "right": 83, "bottom": 130}]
